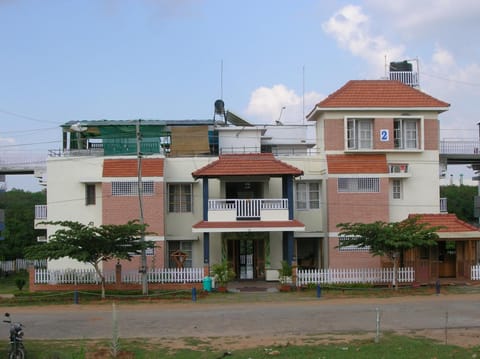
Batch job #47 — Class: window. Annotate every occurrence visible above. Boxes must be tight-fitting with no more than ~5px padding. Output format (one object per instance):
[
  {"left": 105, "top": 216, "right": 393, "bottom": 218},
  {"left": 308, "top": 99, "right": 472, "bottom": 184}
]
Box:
[
  {"left": 338, "top": 236, "right": 370, "bottom": 252},
  {"left": 392, "top": 179, "right": 402, "bottom": 199},
  {"left": 296, "top": 182, "right": 320, "bottom": 209},
  {"left": 168, "top": 241, "right": 192, "bottom": 268},
  {"left": 394, "top": 118, "right": 418, "bottom": 149},
  {"left": 111, "top": 181, "right": 154, "bottom": 196},
  {"left": 338, "top": 178, "right": 380, "bottom": 193},
  {"left": 85, "top": 184, "right": 96, "bottom": 205},
  {"left": 347, "top": 118, "right": 373, "bottom": 149},
  {"left": 168, "top": 184, "right": 192, "bottom": 213}
]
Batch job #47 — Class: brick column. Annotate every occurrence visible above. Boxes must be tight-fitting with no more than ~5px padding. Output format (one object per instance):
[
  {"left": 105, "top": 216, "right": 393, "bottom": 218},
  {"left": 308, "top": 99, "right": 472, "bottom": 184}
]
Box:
[{"left": 115, "top": 262, "right": 122, "bottom": 285}]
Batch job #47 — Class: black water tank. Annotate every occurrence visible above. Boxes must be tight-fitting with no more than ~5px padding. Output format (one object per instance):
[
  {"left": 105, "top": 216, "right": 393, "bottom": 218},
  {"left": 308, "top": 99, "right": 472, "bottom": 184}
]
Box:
[{"left": 390, "top": 61, "right": 412, "bottom": 72}]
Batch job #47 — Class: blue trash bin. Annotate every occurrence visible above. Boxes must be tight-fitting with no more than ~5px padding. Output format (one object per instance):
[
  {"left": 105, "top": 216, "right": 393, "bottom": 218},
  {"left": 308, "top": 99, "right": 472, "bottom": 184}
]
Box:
[{"left": 203, "top": 276, "right": 212, "bottom": 292}]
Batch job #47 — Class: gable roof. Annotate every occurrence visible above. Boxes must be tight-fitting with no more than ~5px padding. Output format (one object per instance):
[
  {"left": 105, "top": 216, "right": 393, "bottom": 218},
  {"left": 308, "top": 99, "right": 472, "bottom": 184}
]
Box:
[
  {"left": 409, "top": 213, "right": 480, "bottom": 237},
  {"left": 309, "top": 80, "right": 449, "bottom": 116},
  {"left": 103, "top": 158, "right": 164, "bottom": 177},
  {"left": 192, "top": 153, "right": 303, "bottom": 178}
]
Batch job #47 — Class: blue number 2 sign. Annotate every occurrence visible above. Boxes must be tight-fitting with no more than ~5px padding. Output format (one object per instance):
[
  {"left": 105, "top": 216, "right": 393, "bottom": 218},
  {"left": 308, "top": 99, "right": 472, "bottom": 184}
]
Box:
[{"left": 380, "top": 129, "right": 389, "bottom": 142}]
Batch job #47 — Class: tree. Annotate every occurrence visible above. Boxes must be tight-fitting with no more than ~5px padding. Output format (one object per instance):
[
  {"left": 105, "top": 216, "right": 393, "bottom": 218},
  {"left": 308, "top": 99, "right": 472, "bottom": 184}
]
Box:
[
  {"left": 25, "top": 220, "right": 153, "bottom": 299},
  {"left": 440, "top": 185, "right": 477, "bottom": 223},
  {"left": 337, "top": 216, "right": 441, "bottom": 289},
  {"left": 0, "top": 189, "right": 46, "bottom": 260}
]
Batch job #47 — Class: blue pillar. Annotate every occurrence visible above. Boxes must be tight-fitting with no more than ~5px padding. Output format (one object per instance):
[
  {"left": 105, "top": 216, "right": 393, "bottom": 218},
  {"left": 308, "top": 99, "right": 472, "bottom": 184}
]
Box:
[
  {"left": 202, "top": 178, "right": 209, "bottom": 221},
  {"left": 203, "top": 233, "right": 210, "bottom": 265},
  {"left": 286, "top": 176, "right": 294, "bottom": 220},
  {"left": 287, "top": 231, "right": 294, "bottom": 264}
]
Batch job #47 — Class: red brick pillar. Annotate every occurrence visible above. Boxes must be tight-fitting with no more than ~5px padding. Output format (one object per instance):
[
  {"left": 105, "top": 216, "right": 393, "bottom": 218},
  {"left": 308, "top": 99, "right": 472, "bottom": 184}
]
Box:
[
  {"left": 28, "top": 266, "right": 36, "bottom": 292},
  {"left": 203, "top": 264, "right": 209, "bottom": 277},
  {"left": 292, "top": 262, "right": 298, "bottom": 288},
  {"left": 115, "top": 262, "right": 122, "bottom": 286}
]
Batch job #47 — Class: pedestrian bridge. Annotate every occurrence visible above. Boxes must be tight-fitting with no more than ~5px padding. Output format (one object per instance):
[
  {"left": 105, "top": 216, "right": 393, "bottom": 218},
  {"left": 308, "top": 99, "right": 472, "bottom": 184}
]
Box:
[
  {"left": 0, "top": 151, "right": 47, "bottom": 175},
  {"left": 0, "top": 139, "right": 478, "bottom": 175}
]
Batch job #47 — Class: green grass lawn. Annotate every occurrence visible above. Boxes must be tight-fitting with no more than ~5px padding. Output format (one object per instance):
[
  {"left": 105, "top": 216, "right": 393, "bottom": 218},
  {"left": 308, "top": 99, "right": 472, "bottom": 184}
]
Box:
[{"left": 0, "top": 333, "right": 478, "bottom": 358}]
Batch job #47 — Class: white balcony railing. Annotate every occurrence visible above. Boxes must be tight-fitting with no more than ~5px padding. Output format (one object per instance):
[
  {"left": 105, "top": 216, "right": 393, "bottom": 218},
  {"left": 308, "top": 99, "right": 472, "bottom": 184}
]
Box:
[
  {"left": 440, "top": 198, "right": 448, "bottom": 213},
  {"left": 35, "top": 205, "right": 47, "bottom": 220},
  {"left": 208, "top": 198, "right": 288, "bottom": 221}
]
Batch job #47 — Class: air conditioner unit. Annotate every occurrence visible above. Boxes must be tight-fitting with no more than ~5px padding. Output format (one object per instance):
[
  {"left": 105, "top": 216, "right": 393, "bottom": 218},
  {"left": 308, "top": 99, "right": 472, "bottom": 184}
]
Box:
[{"left": 37, "top": 236, "right": 47, "bottom": 242}]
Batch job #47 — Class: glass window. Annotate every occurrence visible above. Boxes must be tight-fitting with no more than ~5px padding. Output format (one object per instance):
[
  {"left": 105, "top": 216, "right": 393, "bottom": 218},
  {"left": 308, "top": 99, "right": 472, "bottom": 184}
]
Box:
[
  {"left": 347, "top": 118, "right": 373, "bottom": 149},
  {"left": 168, "top": 241, "right": 193, "bottom": 268},
  {"left": 85, "top": 184, "right": 96, "bottom": 205},
  {"left": 394, "top": 118, "right": 418, "bottom": 149},
  {"left": 296, "top": 182, "right": 320, "bottom": 209},
  {"left": 168, "top": 184, "right": 192, "bottom": 213},
  {"left": 392, "top": 179, "right": 401, "bottom": 199}
]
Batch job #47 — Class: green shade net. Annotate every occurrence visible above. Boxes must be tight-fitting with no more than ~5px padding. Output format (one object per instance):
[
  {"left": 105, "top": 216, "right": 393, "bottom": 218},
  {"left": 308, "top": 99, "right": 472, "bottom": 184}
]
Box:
[{"left": 99, "top": 125, "right": 166, "bottom": 155}]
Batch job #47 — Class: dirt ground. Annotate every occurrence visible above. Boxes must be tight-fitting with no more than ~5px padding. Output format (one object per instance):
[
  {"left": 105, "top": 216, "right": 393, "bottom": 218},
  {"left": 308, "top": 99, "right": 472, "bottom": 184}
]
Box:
[{"left": 13, "top": 290, "right": 480, "bottom": 356}]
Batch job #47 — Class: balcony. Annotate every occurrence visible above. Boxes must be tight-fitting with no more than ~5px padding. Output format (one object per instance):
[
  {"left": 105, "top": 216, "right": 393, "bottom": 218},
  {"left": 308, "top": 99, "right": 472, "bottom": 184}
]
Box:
[
  {"left": 208, "top": 199, "right": 289, "bottom": 222},
  {"left": 34, "top": 205, "right": 47, "bottom": 229},
  {"left": 388, "top": 163, "right": 411, "bottom": 178}
]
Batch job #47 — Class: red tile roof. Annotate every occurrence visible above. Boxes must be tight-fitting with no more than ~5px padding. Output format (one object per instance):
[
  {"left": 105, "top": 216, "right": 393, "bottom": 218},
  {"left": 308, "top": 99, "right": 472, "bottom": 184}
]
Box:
[
  {"left": 103, "top": 158, "right": 164, "bottom": 177},
  {"left": 327, "top": 154, "right": 388, "bottom": 174},
  {"left": 192, "top": 219, "right": 305, "bottom": 231},
  {"left": 313, "top": 80, "right": 450, "bottom": 110},
  {"left": 409, "top": 214, "right": 480, "bottom": 233},
  {"left": 192, "top": 153, "right": 303, "bottom": 178}
]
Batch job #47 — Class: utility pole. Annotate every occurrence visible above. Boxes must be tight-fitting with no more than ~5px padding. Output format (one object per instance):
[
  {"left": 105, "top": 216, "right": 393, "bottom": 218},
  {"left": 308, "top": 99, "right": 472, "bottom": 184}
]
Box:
[{"left": 136, "top": 119, "right": 148, "bottom": 295}]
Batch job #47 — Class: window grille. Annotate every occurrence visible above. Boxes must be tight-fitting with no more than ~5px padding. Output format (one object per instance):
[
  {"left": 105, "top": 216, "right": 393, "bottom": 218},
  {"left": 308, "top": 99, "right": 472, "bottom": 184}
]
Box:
[
  {"left": 338, "top": 178, "right": 380, "bottom": 193},
  {"left": 338, "top": 236, "right": 371, "bottom": 252},
  {"left": 111, "top": 181, "right": 155, "bottom": 196}
]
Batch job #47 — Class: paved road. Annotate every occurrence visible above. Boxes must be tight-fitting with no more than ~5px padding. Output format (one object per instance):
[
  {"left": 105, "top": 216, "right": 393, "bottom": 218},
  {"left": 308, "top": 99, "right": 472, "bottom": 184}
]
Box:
[{"left": 4, "top": 293, "right": 480, "bottom": 340}]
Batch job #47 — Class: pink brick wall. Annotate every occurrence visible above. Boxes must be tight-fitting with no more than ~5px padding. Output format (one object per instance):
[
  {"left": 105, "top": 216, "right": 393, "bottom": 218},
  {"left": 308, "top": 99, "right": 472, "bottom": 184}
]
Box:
[
  {"left": 326, "top": 177, "right": 389, "bottom": 268},
  {"left": 102, "top": 182, "right": 165, "bottom": 269},
  {"left": 328, "top": 237, "right": 381, "bottom": 268},
  {"left": 424, "top": 119, "right": 439, "bottom": 150},
  {"left": 324, "top": 119, "right": 344, "bottom": 150},
  {"left": 326, "top": 178, "right": 389, "bottom": 231},
  {"left": 373, "top": 118, "right": 393, "bottom": 150}
]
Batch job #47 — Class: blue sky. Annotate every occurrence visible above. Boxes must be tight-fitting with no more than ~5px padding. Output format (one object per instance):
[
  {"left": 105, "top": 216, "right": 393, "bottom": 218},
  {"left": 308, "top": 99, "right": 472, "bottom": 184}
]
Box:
[{"left": 1, "top": 0, "right": 480, "bottom": 191}]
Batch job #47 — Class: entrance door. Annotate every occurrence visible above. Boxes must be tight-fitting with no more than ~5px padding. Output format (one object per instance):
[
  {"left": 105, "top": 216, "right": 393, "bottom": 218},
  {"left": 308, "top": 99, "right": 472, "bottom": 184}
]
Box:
[
  {"left": 239, "top": 240, "right": 254, "bottom": 279},
  {"left": 226, "top": 235, "right": 266, "bottom": 280}
]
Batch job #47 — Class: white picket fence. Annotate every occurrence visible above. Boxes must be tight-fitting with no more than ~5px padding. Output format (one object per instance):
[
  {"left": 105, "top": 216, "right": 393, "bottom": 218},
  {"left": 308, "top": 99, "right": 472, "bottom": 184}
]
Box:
[
  {"left": 0, "top": 259, "right": 47, "bottom": 272},
  {"left": 296, "top": 267, "right": 415, "bottom": 287},
  {"left": 35, "top": 269, "right": 116, "bottom": 284},
  {"left": 471, "top": 265, "right": 480, "bottom": 280},
  {"left": 123, "top": 267, "right": 204, "bottom": 284},
  {"left": 34, "top": 267, "right": 204, "bottom": 285}
]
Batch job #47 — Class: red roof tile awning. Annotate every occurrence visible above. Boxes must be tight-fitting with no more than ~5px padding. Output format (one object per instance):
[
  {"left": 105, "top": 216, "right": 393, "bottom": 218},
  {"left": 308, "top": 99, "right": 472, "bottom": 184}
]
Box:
[
  {"left": 192, "top": 219, "right": 305, "bottom": 233},
  {"left": 409, "top": 213, "right": 480, "bottom": 239},
  {"left": 192, "top": 153, "right": 303, "bottom": 178}
]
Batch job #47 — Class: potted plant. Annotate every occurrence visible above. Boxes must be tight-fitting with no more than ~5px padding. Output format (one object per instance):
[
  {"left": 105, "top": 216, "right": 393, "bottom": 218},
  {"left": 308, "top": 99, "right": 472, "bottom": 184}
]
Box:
[
  {"left": 211, "top": 260, "right": 235, "bottom": 292},
  {"left": 278, "top": 260, "right": 293, "bottom": 292}
]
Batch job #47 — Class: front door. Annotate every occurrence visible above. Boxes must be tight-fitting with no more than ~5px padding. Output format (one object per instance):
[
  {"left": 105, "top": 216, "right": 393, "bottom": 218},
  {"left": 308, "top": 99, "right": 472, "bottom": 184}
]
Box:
[{"left": 225, "top": 233, "right": 266, "bottom": 280}]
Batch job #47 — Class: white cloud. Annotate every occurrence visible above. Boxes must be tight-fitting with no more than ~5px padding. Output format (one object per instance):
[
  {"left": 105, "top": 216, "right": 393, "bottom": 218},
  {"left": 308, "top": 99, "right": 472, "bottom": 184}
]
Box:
[
  {"left": 322, "top": 5, "right": 405, "bottom": 73},
  {"left": 245, "top": 84, "right": 323, "bottom": 124},
  {"left": 366, "top": 0, "right": 480, "bottom": 34}
]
